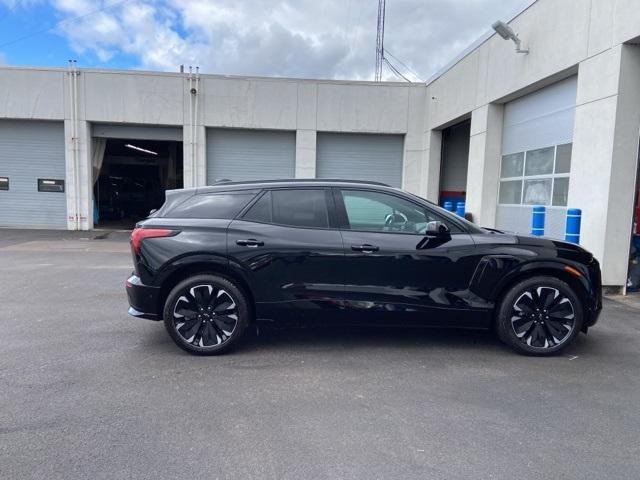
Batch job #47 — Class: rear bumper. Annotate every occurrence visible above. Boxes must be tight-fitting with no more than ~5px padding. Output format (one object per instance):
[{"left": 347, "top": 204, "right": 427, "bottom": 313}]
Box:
[{"left": 126, "top": 274, "right": 162, "bottom": 321}]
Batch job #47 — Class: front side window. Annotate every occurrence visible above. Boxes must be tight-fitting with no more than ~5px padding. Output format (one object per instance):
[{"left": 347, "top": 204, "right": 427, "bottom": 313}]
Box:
[
  {"left": 498, "top": 143, "right": 572, "bottom": 206},
  {"left": 242, "top": 189, "right": 330, "bottom": 228},
  {"left": 340, "top": 190, "right": 460, "bottom": 234}
]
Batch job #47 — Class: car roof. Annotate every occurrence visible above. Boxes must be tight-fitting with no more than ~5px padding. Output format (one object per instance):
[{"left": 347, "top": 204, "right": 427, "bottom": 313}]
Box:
[{"left": 191, "top": 178, "right": 393, "bottom": 194}]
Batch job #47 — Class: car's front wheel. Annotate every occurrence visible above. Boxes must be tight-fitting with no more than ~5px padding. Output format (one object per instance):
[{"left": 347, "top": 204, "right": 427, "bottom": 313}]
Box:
[
  {"left": 496, "top": 276, "right": 583, "bottom": 356},
  {"left": 163, "top": 274, "right": 250, "bottom": 355}
]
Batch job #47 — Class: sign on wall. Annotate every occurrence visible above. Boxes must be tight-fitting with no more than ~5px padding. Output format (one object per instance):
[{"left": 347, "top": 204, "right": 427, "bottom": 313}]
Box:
[{"left": 37, "top": 179, "right": 65, "bottom": 193}]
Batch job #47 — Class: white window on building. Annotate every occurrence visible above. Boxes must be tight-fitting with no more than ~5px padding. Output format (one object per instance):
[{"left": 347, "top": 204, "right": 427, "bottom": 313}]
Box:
[{"left": 498, "top": 143, "right": 571, "bottom": 207}]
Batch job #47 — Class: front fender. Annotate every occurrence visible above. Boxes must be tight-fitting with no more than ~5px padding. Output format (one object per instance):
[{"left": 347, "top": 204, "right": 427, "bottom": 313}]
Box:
[{"left": 470, "top": 255, "right": 592, "bottom": 302}]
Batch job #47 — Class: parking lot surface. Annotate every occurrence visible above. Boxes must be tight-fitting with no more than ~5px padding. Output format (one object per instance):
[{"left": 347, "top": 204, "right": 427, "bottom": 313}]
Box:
[{"left": 1, "top": 229, "right": 639, "bottom": 479}]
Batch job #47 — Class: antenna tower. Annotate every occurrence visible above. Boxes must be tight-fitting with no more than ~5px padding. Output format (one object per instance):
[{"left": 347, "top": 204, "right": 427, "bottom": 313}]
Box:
[{"left": 375, "top": 0, "right": 386, "bottom": 81}]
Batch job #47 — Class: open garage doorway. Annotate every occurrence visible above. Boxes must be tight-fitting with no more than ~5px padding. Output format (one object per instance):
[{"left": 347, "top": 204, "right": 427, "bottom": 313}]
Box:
[
  {"left": 439, "top": 119, "right": 470, "bottom": 210},
  {"left": 93, "top": 138, "right": 183, "bottom": 229}
]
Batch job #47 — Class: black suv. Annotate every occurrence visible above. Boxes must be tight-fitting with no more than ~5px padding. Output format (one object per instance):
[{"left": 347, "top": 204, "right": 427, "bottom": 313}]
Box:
[{"left": 126, "top": 179, "right": 602, "bottom": 356}]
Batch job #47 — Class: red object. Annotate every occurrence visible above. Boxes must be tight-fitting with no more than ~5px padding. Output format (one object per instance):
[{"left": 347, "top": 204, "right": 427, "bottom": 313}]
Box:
[
  {"left": 439, "top": 190, "right": 466, "bottom": 198},
  {"left": 130, "top": 228, "right": 176, "bottom": 255}
]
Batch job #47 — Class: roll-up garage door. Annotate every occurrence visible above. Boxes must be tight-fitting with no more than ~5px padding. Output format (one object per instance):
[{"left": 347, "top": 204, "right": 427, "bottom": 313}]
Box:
[
  {"left": 316, "top": 133, "right": 404, "bottom": 187},
  {"left": 496, "top": 76, "right": 577, "bottom": 238},
  {"left": 0, "top": 120, "right": 66, "bottom": 228},
  {"left": 206, "top": 129, "right": 295, "bottom": 184}
]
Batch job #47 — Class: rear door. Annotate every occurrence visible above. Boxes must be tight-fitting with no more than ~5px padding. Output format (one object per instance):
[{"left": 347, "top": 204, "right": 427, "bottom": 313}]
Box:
[
  {"left": 227, "top": 187, "right": 345, "bottom": 323},
  {"left": 335, "top": 188, "right": 481, "bottom": 327}
]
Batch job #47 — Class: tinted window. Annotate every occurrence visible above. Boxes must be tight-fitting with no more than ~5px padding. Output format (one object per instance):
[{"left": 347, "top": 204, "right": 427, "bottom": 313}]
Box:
[
  {"left": 166, "top": 192, "right": 256, "bottom": 219},
  {"left": 243, "top": 191, "right": 272, "bottom": 223},
  {"left": 243, "top": 189, "right": 330, "bottom": 228},
  {"left": 341, "top": 190, "right": 461, "bottom": 234}
]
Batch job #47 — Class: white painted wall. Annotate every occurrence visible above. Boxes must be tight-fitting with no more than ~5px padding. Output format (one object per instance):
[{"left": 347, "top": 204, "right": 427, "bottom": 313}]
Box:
[
  {"left": 569, "top": 45, "right": 640, "bottom": 287},
  {"left": 0, "top": 66, "right": 425, "bottom": 231},
  {"left": 422, "top": 0, "right": 640, "bottom": 286}
]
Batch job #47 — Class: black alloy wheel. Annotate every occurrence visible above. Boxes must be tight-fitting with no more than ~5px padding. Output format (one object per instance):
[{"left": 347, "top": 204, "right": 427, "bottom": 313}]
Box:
[
  {"left": 163, "top": 274, "right": 250, "bottom": 355},
  {"left": 497, "top": 276, "right": 583, "bottom": 356}
]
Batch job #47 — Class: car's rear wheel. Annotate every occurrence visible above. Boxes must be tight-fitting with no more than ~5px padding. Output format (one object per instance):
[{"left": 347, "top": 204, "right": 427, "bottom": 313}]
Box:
[
  {"left": 496, "top": 276, "right": 583, "bottom": 356},
  {"left": 163, "top": 274, "right": 250, "bottom": 355}
]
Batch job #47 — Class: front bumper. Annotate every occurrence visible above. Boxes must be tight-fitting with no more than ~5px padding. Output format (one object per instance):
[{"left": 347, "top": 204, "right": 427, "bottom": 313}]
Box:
[
  {"left": 584, "top": 258, "right": 603, "bottom": 328},
  {"left": 126, "top": 274, "right": 162, "bottom": 321}
]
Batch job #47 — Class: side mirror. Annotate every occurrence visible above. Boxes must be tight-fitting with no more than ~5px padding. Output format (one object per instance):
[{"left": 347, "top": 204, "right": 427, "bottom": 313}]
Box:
[{"left": 426, "top": 220, "right": 450, "bottom": 237}]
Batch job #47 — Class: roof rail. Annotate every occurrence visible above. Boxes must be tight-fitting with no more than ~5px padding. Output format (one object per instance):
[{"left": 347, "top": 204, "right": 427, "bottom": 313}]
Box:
[{"left": 206, "top": 178, "right": 391, "bottom": 187}]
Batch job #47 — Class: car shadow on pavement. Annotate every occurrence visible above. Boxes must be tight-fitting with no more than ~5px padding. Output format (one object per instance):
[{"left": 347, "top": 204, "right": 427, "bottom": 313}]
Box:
[
  {"left": 137, "top": 318, "right": 604, "bottom": 358},
  {"left": 232, "top": 326, "right": 504, "bottom": 356}
]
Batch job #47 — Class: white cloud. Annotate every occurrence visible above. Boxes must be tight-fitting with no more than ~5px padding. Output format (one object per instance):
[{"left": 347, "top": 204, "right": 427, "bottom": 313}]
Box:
[{"left": 48, "top": 0, "right": 526, "bottom": 80}]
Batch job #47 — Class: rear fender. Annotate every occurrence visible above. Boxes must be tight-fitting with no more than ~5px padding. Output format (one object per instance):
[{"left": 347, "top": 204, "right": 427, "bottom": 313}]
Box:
[{"left": 156, "top": 253, "right": 230, "bottom": 285}]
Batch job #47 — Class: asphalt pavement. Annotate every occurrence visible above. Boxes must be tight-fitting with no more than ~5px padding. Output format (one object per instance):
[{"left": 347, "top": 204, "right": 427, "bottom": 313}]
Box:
[{"left": 1, "top": 228, "right": 639, "bottom": 479}]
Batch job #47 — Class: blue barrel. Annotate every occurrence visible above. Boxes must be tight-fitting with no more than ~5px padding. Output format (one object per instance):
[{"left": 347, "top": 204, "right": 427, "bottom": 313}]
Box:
[
  {"left": 456, "top": 201, "right": 465, "bottom": 217},
  {"left": 443, "top": 201, "right": 454, "bottom": 212},
  {"left": 93, "top": 199, "right": 99, "bottom": 225},
  {"left": 565, "top": 208, "right": 581, "bottom": 244},
  {"left": 531, "top": 205, "right": 545, "bottom": 236}
]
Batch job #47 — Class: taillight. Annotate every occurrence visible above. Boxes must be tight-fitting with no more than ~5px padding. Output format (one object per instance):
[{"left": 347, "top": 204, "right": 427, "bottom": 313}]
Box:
[{"left": 130, "top": 228, "right": 177, "bottom": 255}]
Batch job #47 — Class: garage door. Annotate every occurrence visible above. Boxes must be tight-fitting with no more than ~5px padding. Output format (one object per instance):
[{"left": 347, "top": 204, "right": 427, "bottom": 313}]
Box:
[
  {"left": 206, "top": 129, "right": 295, "bottom": 184},
  {"left": 0, "top": 120, "right": 66, "bottom": 228},
  {"left": 496, "top": 76, "right": 577, "bottom": 238},
  {"left": 316, "top": 133, "right": 404, "bottom": 188}
]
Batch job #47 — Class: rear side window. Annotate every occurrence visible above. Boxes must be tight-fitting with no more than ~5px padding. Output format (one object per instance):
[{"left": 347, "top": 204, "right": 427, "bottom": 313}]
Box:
[
  {"left": 165, "top": 192, "right": 256, "bottom": 219},
  {"left": 243, "top": 189, "right": 330, "bottom": 228}
]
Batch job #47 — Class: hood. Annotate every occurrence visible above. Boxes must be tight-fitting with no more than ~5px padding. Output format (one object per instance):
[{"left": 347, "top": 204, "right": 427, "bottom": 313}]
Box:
[{"left": 514, "top": 234, "right": 593, "bottom": 262}]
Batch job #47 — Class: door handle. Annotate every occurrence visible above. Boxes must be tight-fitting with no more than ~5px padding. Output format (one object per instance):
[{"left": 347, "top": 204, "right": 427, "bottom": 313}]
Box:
[
  {"left": 351, "top": 244, "right": 379, "bottom": 253},
  {"left": 236, "top": 239, "right": 264, "bottom": 248}
]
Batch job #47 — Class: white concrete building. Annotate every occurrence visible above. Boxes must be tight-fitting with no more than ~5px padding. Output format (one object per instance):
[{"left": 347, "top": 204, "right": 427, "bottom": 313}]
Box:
[{"left": 1, "top": 0, "right": 640, "bottom": 290}]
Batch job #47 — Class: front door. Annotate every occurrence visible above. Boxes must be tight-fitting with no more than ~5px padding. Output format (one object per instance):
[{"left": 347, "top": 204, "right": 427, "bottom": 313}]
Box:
[{"left": 335, "top": 188, "right": 481, "bottom": 327}]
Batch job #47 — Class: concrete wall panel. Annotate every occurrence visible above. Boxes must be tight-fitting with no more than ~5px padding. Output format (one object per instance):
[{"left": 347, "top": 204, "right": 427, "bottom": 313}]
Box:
[
  {"left": 0, "top": 69, "right": 65, "bottom": 120},
  {"left": 83, "top": 72, "right": 183, "bottom": 125},
  {"left": 202, "top": 78, "right": 298, "bottom": 130},
  {"left": 613, "top": 0, "right": 640, "bottom": 46},
  {"left": 428, "top": 51, "right": 479, "bottom": 129},
  {"left": 296, "top": 82, "right": 318, "bottom": 131},
  {"left": 316, "top": 84, "right": 408, "bottom": 133}
]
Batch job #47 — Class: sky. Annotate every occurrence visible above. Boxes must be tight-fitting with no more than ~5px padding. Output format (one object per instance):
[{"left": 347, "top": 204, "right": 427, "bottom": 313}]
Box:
[{"left": 0, "top": 0, "right": 526, "bottom": 81}]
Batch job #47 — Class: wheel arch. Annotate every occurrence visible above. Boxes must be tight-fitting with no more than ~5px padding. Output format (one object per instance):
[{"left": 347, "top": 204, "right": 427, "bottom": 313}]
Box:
[
  {"left": 157, "top": 259, "right": 256, "bottom": 321},
  {"left": 471, "top": 256, "right": 590, "bottom": 320},
  {"left": 489, "top": 262, "right": 590, "bottom": 331}
]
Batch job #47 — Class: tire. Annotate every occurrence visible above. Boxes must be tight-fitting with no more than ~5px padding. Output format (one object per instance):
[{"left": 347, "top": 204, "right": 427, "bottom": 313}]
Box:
[
  {"left": 496, "top": 276, "right": 583, "bottom": 356},
  {"left": 163, "top": 274, "right": 250, "bottom": 355}
]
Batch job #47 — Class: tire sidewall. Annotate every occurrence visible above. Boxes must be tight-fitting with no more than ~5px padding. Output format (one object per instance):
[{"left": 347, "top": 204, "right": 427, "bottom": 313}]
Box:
[
  {"left": 163, "top": 274, "right": 250, "bottom": 355},
  {"left": 497, "top": 276, "right": 583, "bottom": 356}
]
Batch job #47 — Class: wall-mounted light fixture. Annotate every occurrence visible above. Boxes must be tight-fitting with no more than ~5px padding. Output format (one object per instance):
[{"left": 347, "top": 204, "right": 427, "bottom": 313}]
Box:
[{"left": 492, "top": 20, "right": 529, "bottom": 54}]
